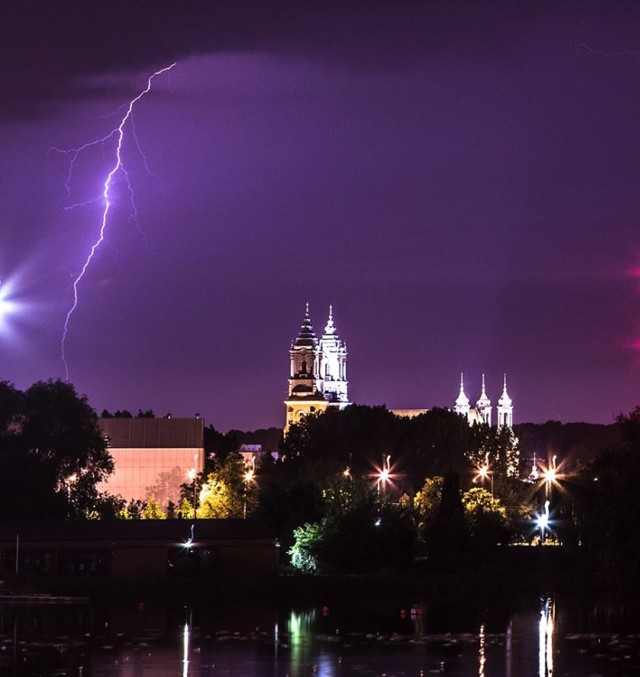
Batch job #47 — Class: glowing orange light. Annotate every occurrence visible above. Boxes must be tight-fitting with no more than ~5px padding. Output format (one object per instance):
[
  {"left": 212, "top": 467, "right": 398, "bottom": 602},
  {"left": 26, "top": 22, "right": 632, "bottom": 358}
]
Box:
[
  {"left": 372, "top": 454, "right": 395, "bottom": 493},
  {"left": 538, "top": 454, "right": 563, "bottom": 497}
]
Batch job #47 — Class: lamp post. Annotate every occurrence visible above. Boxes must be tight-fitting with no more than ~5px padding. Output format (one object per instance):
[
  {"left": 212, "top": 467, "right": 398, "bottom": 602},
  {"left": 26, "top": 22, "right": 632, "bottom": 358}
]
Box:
[
  {"left": 377, "top": 455, "right": 391, "bottom": 494},
  {"left": 542, "top": 455, "right": 558, "bottom": 498},
  {"left": 474, "top": 463, "right": 493, "bottom": 496},
  {"left": 187, "top": 468, "right": 197, "bottom": 518},
  {"left": 243, "top": 457, "right": 256, "bottom": 519},
  {"left": 536, "top": 500, "right": 550, "bottom": 545}
]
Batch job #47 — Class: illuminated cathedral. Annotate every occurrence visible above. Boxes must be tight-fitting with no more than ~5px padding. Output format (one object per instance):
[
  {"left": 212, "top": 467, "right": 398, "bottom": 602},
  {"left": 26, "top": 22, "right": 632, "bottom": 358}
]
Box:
[
  {"left": 284, "top": 304, "right": 349, "bottom": 433},
  {"left": 454, "top": 373, "right": 513, "bottom": 427},
  {"left": 284, "top": 306, "right": 514, "bottom": 432}
]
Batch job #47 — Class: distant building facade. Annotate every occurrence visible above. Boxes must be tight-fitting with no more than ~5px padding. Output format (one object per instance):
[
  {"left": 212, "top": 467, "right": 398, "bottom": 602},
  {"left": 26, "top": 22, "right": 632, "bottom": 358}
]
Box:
[
  {"left": 97, "top": 417, "right": 204, "bottom": 509},
  {"left": 284, "top": 304, "right": 349, "bottom": 433}
]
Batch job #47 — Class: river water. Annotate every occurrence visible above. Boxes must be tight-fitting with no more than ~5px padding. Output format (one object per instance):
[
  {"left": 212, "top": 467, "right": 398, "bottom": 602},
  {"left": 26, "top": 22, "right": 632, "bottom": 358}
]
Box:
[{"left": 1, "top": 588, "right": 639, "bottom": 676}]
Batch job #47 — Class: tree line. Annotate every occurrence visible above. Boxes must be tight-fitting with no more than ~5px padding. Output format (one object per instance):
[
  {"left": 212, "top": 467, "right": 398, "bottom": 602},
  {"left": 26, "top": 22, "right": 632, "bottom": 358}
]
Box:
[{"left": 2, "top": 379, "right": 639, "bottom": 579}]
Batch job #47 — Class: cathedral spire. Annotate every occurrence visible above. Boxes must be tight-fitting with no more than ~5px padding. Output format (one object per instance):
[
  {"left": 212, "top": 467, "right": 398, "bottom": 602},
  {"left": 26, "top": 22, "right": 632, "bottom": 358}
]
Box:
[
  {"left": 476, "top": 373, "right": 492, "bottom": 426},
  {"left": 324, "top": 304, "right": 336, "bottom": 335},
  {"left": 454, "top": 372, "right": 470, "bottom": 418},
  {"left": 497, "top": 373, "right": 513, "bottom": 428},
  {"left": 293, "top": 303, "right": 316, "bottom": 348}
]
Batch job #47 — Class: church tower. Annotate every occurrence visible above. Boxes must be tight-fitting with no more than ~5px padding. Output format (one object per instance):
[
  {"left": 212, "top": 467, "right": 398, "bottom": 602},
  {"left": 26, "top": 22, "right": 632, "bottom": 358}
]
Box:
[
  {"left": 319, "top": 306, "right": 348, "bottom": 404},
  {"left": 454, "top": 372, "right": 470, "bottom": 419},
  {"left": 496, "top": 374, "right": 513, "bottom": 428},
  {"left": 476, "top": 374, "right": 492, "bottom": 426},
  {"left": 284, "top": 304, "right": 349, "bottom": 434}
]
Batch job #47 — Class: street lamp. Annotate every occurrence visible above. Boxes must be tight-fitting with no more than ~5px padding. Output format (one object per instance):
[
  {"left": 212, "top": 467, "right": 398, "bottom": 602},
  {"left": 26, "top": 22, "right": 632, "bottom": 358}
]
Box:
[
  {"left": 535, "top": 500, "right": 550, "bottom": 545},
  {"left": 474, "top": 462, "right": 494, "bottom": 496},
  {"left": 377, "top": 455, "right": 391, "bottom": 494},
  {"left": 243, "top": 457, "right": 256, "bottom": 518},
  {"left": 541, "top": 455, "right": 559, "bottom": 498}
]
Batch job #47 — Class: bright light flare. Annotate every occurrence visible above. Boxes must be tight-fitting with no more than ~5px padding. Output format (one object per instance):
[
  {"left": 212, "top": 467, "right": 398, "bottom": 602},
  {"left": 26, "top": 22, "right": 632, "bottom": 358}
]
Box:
[
  {"left": 476, "top": 465, "right": 489, "bottom": 480},
  {"left": 0, "top": 280, "right": 18, "bottom": 331},
  {"left": 536, "top": 504, "right": 550, "bottom": 531},
  {"left": 538, "top": 454, "right": 564, "bottom": 497},
  {"left": 372, "top": 454, "right": 396, "bottom": 493},
  {"left": 244, "top": 456, "right": 256, "bottom": 484},
  {"left": 534, "top": 500, "right": 551, "bottom": 545}
]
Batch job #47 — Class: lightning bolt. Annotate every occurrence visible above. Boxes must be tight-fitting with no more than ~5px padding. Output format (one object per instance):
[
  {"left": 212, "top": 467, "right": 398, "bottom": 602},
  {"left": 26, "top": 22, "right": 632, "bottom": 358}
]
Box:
[{"left": 56, "top": 63, "right": 175, "bottom": 381}]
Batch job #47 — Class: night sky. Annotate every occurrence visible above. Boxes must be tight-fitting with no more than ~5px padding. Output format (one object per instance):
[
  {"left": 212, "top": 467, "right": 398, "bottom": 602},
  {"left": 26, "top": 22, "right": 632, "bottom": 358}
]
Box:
[{"left": 2, "top": 1, "right": 640, "bottom": 431}]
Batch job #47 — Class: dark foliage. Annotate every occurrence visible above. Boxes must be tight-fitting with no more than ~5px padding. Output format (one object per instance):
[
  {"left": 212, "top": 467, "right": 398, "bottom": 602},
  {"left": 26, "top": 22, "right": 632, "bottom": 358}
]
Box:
[
  {"left": 282, "top": 404, "right": 473, "bottom": 489},
  {"left": 422, "top": 471, "right": 471, "bottom": 572},
  {"left": 514, "top": 420, "right": 619, "bottom": 469},
  {"left": 0, "top": 379, "right": 113, "bottom": 519},
  {"left": 574, "top": 407, "right": 640, "bottom": 577}
]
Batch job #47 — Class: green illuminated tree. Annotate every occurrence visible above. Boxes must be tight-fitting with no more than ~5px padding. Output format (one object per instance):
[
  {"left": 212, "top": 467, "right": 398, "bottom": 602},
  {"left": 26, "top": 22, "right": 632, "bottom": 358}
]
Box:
[
  {"left": 289, "top": 522, "right": 323, "bottom": 574},
  {"left": 414, "top": 476, "right": 444, "bottom": 527},
  {"left": 462, "top": 486, "right": 509, "bottom": 547},
  {"left": 288, "top": 476, "right": 414, "bottom": 574},
  {"left": 197, "top": 452, "right": 258, "bottom": 518}
]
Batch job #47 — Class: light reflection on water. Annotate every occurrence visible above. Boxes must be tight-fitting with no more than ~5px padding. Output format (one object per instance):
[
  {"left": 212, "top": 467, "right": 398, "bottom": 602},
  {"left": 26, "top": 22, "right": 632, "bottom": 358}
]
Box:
[
  {"left": 539, "top": 596, "right": 554, "bottom": 677},
  {"left": 1, "top": 593, "right": 640, "bottom": 676}
]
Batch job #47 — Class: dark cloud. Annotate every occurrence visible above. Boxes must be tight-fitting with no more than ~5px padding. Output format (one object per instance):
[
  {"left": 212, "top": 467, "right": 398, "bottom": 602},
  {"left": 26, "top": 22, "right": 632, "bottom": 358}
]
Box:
[{"left": 2, "top": 0, "right": 605, "bottom": 119}]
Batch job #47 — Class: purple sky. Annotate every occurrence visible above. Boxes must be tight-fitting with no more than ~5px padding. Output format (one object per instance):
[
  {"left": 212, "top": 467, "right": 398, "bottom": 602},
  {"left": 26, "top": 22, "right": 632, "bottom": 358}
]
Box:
[{"left": 2, "top": 1, "right": 640, "bottom": 430}]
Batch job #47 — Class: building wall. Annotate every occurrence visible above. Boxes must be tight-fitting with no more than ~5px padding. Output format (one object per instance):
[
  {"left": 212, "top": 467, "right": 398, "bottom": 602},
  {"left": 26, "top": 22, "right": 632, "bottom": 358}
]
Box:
[{"left": 98, "top": 447, "right": 204, "bottom": 509}]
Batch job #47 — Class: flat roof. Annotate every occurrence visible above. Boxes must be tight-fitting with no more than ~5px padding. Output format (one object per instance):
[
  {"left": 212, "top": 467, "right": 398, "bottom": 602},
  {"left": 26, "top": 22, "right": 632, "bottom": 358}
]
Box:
[{"left": 98, "top": 418, "right": 204, "bottom": 449}]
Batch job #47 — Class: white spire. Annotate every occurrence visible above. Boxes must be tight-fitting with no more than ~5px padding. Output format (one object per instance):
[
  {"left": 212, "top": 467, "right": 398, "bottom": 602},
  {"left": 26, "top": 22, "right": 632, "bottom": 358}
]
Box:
[
  {"left": 497, "top": 373, "right": 513, "bottom": 427},
  {"left": 324, "top": 304, "right": 336, "bottom": 335},
  {"left": 455, "top": 372, "right": 470, "bottom": 408},
  {"left": 498, "top": 373, "right": 512, "bottom": 407},
  {"left": 476, "top": 373, "right": 492, "bottom": 426}
]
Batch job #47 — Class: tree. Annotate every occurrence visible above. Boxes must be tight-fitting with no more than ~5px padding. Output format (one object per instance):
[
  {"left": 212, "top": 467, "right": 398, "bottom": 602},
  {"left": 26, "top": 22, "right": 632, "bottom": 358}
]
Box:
[
  {"left": 0, "top": 380, "right": 113, "bottom": 519},
  {"left": 141, "top": 498, "right": 166, "bottom": 519},
  {"left": 287, "top": 477, "right": 415, "bottom": 574},
  {"left": 401, "top": 408, "right": 472, "bottom": 480},
  {"left": 461, "top": 487, "right": 509, "bottom": 548},
  {"left": 177, "top": 497, "right": 193, "bottom": 519},
  {"left": 0, "top": 381, "right": 21, "bottom": 433},
  {"left": 576, "top": 407, "right": 640, "bottom": 576},
  {"left": 413, "top": 476, "right": 444, "bottom": 527},
  {"left": 197, "top": 452, "right": 258, "bottom": 518},
  {"left": 422, "top": 471, "right": 471, "bottom": 571},
  {"left": 282, "top": 404, "right": 473, "bottom": 490},
  {"left": 468, "top": 422, "right": 520, "bottom": 481},
  {"left": 289, "top": 522, "right": 323, "bottom": 574}
]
